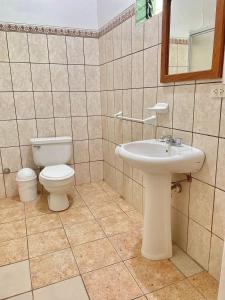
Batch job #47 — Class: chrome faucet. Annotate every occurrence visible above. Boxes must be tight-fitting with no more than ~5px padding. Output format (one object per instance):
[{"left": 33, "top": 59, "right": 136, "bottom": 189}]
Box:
[{"left": 160, "top": 135, "right": 182, "bottom": 146}]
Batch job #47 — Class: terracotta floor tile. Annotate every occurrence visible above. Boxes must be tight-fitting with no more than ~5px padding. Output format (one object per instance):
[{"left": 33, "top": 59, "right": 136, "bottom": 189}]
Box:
[
  {"left": 83, "top": 262, "right": 142, "bottom": 300},
  {"left": 30, "top": 248, "right": 79, "bottom": 289},
  {"left": 81, "top": 190, "right": 111, "bottom": 206},
  {"left": 126, "top": 210, "right": 144, "bottom": 227},
  {"left": 89, "top": 201, "right": 123, "bottom": 218},
  {"left": 188, "top": 271, "right": 219, "bottom": 300},
  {"left": 24, "top": 194, "right": 51, "bottom": 218},
  {"left": 59, "top": 206, "right": 94, "bottom": 226},
  {"left": 113, "top": 197, "right": 135, "bottom": 212},
  {"left": 76, "top": 183, "right": 102, "bottom": 196},
  {"left": 0, "top": 237, "right": 28, "bottom": 267},
  {"left": 65, "top": 220, "right": 105, "bottom": 247},
  {"left": 0, "top": 196, "right": 23, "bottom": 209},
  {"left": 98, "top": 212, "right": 139, "bottom": 236},
  {"left": 146, "top": 280, "right": 205, "bottom": 300},
  {"left": 125, "top": 256, "right": 184, "bottom": 293},
  {"left": 109, "top": 229, "right": 142, "bottom": 260},
  {"left": 0, "top": 220, "right": 26, "bottom": 243},
  {"left": 0, "top": 205, "right": 25, "bottom": 224},
  {"left": 73, "top": 238, "right": 121, "bottom": 273},
  {"left": 68, "top": 188, "right": 86, "bottom": 208},
  {"left": 28, "top": 228, "right": 69, "bottom": 258},
  {"left": 26, "top": 214, "right": 62, "bottom": 235}
]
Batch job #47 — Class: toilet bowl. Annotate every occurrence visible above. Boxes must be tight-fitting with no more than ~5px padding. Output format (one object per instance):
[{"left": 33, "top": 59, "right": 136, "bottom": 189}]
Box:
[
  {"left": 30, "top": 136, "right": 75, "bottom": 212},
  {"left": 39, "top": 164, "right": 75, "bottom": 211}
]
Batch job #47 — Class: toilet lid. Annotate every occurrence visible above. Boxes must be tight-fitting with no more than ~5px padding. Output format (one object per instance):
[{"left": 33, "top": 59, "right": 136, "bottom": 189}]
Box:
[{"left": 40, "top": 164, "right": 74, "bottom": 181}]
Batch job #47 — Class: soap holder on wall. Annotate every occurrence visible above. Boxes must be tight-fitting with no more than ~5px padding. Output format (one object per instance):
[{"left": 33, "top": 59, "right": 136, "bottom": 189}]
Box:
[{"left": 114, "top": 103, "right": 169, "bottom": 126}]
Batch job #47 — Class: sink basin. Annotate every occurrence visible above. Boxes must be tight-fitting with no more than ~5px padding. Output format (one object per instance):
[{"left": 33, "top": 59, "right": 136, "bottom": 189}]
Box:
[
  {"left": 115, "top": 139, "right": 205, "bottom": 260},
  {"left": 116, "top": 139, "right": 205, "bottom": 174}
]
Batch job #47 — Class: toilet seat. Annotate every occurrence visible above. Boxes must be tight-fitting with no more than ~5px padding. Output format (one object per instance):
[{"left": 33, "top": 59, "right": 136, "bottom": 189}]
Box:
[{"left": 40, "top": 164, "right": 74, "bottom": 181}]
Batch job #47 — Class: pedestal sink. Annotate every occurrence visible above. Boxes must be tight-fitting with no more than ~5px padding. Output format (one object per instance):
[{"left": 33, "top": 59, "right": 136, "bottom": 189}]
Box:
[{"left": 115, "top": 139, "right": 205, "bottom": 260}]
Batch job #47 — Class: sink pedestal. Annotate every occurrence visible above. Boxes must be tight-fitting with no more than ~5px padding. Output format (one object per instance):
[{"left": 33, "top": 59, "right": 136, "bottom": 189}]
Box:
[{"left": 141, "top": 173, "right": 172, "bottom": 260}]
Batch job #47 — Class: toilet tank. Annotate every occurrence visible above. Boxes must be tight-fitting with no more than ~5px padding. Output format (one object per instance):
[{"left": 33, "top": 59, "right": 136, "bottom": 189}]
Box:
[{"left": 30, "top": 136, "right": 72, "bottom": 167}]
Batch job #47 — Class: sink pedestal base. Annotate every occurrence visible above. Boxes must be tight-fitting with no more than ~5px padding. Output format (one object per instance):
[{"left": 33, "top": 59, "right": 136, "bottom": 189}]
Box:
[{"left": 141, "top": 173, "right": 172, "bottom": 260}]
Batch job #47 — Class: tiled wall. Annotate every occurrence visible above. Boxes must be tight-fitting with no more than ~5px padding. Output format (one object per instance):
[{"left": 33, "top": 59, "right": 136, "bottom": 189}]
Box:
[
  {"left": 0, "top": 31, "right": 103, "bottom": 197},
  {"left": 99, "top": 14, "right": 225, "bottom": 281}
]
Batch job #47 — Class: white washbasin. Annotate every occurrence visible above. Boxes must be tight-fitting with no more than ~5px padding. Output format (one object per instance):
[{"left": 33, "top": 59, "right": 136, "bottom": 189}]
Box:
[
  {"left": 116, "top": 139, "right": 205, "bottom": 174},
  {"left": 115, "top": 139, "right": 205, "bottom": 261}
]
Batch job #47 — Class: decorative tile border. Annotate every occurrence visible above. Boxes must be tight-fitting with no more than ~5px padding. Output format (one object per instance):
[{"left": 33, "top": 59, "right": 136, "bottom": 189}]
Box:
[
  {"left": 170, "top": 38, "right": 189, "bottom": 45},
  {"left": 0, "top": 4, "right": 135, "bottom": 38},
  {"left": 98, "top": 4, "right": 135, "bottom": 37},
  {"left": 0, "top": 22, "right": 99, "bottom": 38}
]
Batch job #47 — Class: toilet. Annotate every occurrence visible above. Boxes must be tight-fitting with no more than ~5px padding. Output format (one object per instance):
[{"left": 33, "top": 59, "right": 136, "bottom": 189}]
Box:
[{"left": 30, "top": 136, "right": 75, "bottom": 212}]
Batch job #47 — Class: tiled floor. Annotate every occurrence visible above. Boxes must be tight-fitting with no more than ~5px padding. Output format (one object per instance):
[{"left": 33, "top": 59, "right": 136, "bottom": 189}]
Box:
[{"left": 0, "top": 181, "right": 219, "bottom": 300}]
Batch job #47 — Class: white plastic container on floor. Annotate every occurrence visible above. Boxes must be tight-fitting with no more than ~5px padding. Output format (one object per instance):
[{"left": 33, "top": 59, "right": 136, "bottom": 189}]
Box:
[{"left": 16, "top": 168, "right": 37, "bottom": 202}]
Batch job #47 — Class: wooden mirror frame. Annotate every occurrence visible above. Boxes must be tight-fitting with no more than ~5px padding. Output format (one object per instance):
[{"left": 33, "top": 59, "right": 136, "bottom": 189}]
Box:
[{"left": 161, "top": 0, "right": 225, "bottom": 83}]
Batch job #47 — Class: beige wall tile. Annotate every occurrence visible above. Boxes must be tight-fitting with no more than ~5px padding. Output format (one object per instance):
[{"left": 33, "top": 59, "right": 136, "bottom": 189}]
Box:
[
  {"left": 122, "top": 55, "right": 132, "bottom": 89},
  {"left": 14, "top": 92, "right": 35, "bottom": 119},
  {"left": 122, "top": 18, "right": 132, "bottom": 56},
  {"left": 157, "top": 86, "right": 174, "bottom": 127},
  {"left": 11, "top": 63, "right": 32, "bottom": 91},
  {"left": 132, "top": 89, "right": 143, "bottom": 119},
  {"left": 50, "top": 64, "right": 69, "bottom": 91},
  {"left": 194, "top": 84, "right": 221, "bottom": 136},
  {"left": 90, "top": 161, "right": 103, "bottom": 182},
  {"left": 216, "top": 138, "right": 225, "bottom": 190},
  {"left": 48, "top": 35, "right": 67, "bottom": 64},
  {"left": 105, "top": 31, "right": 114, "bottom": 62},
  {"left": 144, "top": 15, "right": 159, "bottom": 48},
  {"left": 74, "top": 140, "right": 89, "bottom": 163},
  {"left": 0, "top": 32, "right": 9, "bottom": 62},
  {"left": 55, "top": 118, "right": 72, "bottom": 137},
  {"left": 0, "top": 63, "right": 12, "bottom": 91},
  {"left": 28, "top": 33, "right": 49, "bottom": 63},
  {"left": 171, "top": 181, "right": 190, "bottom": 216},
  {"left": 34, "top": 92, "right": 53, "bottom": 118},
  {"left": 187, "top": 220, "right": 211, "bottom": 269},
  {"left": 209, "top": 234, "right": 224, "bottom": 281},
  {"left": 85, "top": 66, "right": 100, "bottom": 91},
  {"left": 189, "top": 179, "right": 214, "bottom": 230},
  {"left": 84, "top": 38, "right": 99, "bottom": 65},
  {"left": 0, "top": 92, "right": 16, "bottom": 120},
  {"left": 17, "top": 119, "right": 37, "bottom": 145},
  {"left": 172, "top": 129, "right": 192, "bottom": 145},
  {"left": 1, "top": 147, "right": 21, "bottom": 172},
  {"left": 4, "top": 172, "right": 18, "bottom": 197},
  {"left": 114, "top": 59, "right": 123, "bottom": 90},
  {"left": 75, "top": 163, "right": 90, "bottom": 185},
  {"left": 7, "top": 32, "right": 29, "bottom": 62},
  {"left": 88, "top": 116, "right": 102, "bottom": 139},
  {"left": 72, "top": 117, "right": 88, "bottom": 141},
  {"left": 70, "top": 92, "right": 87, "bottom": 116},
  {"left": 0, "top": 174, "right": 6, "bottom": 198},
  {"left": 220, "top": 100, "right": 225, "bottom": 137},
  {"left": 89, "top": 139, "right": 103, "bottom": 161},
  {"left": 37, "top": 118, "right": 55, "bottom": 138},
  {"left": 20, "top": 145, "right": 36, "bottom": 169},
  {"left": 173, "top": 85, "right": 195, "bottom": 131},
  {"left": 171, "top": 208, "right": 188, "bottom": 251},
  {"left": 144, "top": 46, "right": 158, "bottom": 87},
  {"left": 192, "top": 133, "right": 218, "bottom": 185},
  {"left": 87, "top": 92, "right": 101, "bottom": 116},
  {"left": 52, "top": 92, "right": 70, "bottom": 117},
  {"left": 31, "top": 64, "right": 51, "bottom": 91},
  {"left": 132, "top": 51, "right": 144, "bottom": 88},
  {"left": 132, "top": 16, "right": 144, "bottom": 53},
  {"left": 113, "top": 25, "right": 122, "bottom": 60},
  {"left": 213, "top": 188, "right": 225, "bottom": 240},
  {"left": 68, "top": 65, "right": 85, "bottom": 91},
  {"left": 66, "top": 37, "right": 84, "bottom": 64},
  {"left": 0, "top": 120, "right": 19, "bottom": 147}
]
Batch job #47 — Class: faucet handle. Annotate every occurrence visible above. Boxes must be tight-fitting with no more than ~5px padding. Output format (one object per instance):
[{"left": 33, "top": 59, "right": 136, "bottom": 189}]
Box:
[
  {"left": 174, "top": 138, "right": 182, "bottom": 146},
  {"left": 160, "top": 135, "right": 172, "bottom": 141}
]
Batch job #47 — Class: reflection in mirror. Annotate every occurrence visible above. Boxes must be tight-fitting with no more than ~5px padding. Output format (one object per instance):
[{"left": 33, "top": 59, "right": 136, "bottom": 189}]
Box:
[{"left": 169, "top": 0, "right": 217, "bottom": 75}]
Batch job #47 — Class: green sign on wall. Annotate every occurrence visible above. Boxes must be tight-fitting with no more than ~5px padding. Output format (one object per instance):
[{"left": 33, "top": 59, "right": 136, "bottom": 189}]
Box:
[{"left": 136, "top": 0, "right": 156, "bottom": 24}]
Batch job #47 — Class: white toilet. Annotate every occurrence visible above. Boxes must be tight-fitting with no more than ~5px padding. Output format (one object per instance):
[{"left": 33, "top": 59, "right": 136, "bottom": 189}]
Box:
[{"left": 30, "top": 136, "right": 75, "bottom": 212}]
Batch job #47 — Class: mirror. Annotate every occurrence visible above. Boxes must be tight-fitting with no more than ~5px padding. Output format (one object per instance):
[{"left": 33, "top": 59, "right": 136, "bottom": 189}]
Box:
[{"left": 161, "top": 0, "right": 225, "bottom": 82}]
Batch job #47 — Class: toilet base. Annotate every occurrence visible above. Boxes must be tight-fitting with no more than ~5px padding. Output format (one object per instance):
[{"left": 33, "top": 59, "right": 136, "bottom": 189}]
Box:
[{"left": 48, "top": 193, "right": 70, "bottom": 212}]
